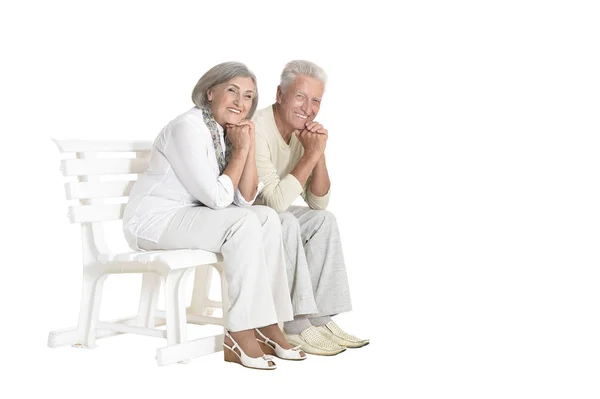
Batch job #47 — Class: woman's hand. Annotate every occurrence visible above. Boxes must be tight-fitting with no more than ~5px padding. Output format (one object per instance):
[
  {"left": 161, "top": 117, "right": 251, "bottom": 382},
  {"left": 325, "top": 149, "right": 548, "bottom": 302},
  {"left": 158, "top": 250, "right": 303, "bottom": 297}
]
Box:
[
  {"left": 232, "top": 120, "right": 255, "bottom": 142},
  {"left": 228, "top": 120, "right": 257, "bottom": 202},
  {"left": 226, "top": 123, "right": 251, "bottom": 152}
]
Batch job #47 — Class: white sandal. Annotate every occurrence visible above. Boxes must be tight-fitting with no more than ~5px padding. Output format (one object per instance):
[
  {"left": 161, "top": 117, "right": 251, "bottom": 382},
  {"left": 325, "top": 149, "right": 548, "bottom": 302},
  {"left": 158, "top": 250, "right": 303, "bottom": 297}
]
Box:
[
  {"left": 255, "top": 328, "right": 307, "bottom": 361},
  {"left": 223, "top": 331, "right": 277, "bottom": 370}
]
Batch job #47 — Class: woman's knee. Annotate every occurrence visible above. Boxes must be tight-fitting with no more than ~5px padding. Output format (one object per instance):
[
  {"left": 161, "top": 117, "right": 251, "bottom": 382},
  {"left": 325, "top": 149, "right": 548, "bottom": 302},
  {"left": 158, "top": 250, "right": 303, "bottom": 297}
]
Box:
[
  {"left": 251, "top": 205, "right": 284, "bottom": 232},
  {"left": 263, "top": 207, "right": 283, "bottom": 231},
  {"left": 234, "top": 209, "right": 263, "bottom": 236},
  {"left": 251, "top": 205, "right": 276, "bottom": 224}
]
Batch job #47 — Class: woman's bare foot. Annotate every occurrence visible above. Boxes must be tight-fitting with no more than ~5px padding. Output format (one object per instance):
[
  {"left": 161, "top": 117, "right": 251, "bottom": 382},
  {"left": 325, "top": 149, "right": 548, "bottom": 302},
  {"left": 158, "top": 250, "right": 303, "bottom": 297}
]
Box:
[
  {"left": 226, "top": 329, "right": 265, "bottom": 358},
  {"left": 255, "top": 324, "right": 294, "bottom": 350}
]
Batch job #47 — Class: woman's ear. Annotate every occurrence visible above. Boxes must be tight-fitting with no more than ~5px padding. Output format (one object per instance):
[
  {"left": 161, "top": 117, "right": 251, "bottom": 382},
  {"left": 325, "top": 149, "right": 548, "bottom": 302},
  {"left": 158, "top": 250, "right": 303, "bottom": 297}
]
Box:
[{"left": 207, "top": 90, "right": 213, "bottom": 102}]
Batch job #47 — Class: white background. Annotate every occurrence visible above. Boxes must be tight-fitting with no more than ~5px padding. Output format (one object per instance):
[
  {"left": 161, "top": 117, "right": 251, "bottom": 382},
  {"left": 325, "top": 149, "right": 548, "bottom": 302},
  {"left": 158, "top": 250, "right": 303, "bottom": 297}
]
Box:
[{"left": 1, "top": 0, "right": 599, "bottom": 398}]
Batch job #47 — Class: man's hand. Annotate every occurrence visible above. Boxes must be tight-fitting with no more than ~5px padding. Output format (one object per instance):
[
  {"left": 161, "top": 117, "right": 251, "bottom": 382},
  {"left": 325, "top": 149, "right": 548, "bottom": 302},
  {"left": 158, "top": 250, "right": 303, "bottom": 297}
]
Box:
[
  {"left": 304, "top": 121, "right": 328, "bottom": 137},
  {"left": 297, "top": 125, "right": 327, "bottom": 158},
  {"left": 289, "top": 121, "right": 329, "bottom": 191},
  {"left": 298, "top": 121, "right": 330, "bottom": 199}
]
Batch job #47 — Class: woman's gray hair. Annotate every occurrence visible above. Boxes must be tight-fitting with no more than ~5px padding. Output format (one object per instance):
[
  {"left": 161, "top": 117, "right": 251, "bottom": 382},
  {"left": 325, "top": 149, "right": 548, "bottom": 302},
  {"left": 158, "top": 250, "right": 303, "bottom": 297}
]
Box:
[
  {"left": 191, "top": 61, "right": 259, "bottom": 118},
  {"left": 280, "top": 60, "right": 328, "bottom": 94}
]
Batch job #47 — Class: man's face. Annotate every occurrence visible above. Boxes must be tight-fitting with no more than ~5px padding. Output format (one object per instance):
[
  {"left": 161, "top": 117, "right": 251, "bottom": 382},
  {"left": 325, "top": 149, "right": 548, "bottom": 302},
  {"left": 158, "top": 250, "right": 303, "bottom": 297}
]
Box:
[{"left": 276, "top": 75, "right": 324, "bottom": 132}]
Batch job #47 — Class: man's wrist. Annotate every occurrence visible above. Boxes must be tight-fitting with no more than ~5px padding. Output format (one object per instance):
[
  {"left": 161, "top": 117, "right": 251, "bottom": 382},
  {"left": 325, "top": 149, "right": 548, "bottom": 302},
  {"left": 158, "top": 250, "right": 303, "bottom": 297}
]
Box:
[
  {"left": 314, "top": 153, "right": 326, "bottom": 167},
  {"left": 304, "top": 150, "right": 322, "bottom": 163}
]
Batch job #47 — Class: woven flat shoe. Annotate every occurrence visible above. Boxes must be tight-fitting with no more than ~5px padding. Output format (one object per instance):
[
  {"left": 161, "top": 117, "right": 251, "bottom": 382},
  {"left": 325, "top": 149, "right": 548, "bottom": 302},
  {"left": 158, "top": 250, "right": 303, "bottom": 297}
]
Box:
[
  {"left": 255, "top": 329, "right": 306, "bottom": 360},
  {"left": 316, "top": 321, "right": 370, "bottom": 348},
  {"left": 284, "top": 326, "right": 346, "bottom": 356},
  {"left": 223, "top": 331, "right": 277, "bottom": 370}
]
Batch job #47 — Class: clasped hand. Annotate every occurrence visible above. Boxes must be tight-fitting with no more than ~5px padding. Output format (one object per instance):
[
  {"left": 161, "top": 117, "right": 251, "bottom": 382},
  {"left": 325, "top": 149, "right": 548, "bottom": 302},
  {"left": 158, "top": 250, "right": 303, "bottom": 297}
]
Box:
[
  {"left": 226, "top": 120, "right": 255, "bottom": 151},
  {"left": 296, "top": 121, "right": 328, "bottom": 157}
]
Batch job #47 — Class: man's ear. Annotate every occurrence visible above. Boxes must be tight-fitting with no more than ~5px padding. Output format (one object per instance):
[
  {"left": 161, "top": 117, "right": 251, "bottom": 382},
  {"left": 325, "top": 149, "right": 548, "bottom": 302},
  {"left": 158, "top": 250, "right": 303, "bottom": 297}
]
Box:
[{"left": 275, "top": 86, "right": 283, "bottom": 104}]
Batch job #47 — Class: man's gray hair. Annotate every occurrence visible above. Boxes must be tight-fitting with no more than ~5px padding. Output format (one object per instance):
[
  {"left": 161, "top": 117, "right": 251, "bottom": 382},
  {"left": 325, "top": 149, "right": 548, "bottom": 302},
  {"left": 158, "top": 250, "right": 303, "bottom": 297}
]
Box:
[
  {"left": 192, "top": 61, "right": 259, "bottom": 118},
  {"left": 280, "top": 60, "right": 327, "bottom": 94}
]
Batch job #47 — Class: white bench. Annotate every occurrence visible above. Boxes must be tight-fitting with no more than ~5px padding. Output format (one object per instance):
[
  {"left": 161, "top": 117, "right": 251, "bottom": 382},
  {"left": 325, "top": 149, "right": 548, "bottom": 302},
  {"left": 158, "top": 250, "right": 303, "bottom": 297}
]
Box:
[{"left": 48, "top": 139, "right": 229, "bottom": 366}]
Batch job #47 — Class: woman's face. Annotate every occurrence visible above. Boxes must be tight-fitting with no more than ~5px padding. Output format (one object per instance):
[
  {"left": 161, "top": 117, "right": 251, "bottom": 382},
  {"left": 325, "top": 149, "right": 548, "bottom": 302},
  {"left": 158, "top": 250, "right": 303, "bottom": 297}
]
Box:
[{"left": 208, "top": 76, "right": 255, "bottom": 126}]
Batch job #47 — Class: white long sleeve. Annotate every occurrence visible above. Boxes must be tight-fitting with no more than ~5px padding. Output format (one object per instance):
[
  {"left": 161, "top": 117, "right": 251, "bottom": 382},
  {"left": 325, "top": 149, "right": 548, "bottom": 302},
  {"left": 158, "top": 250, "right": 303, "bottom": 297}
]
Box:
[
  {"left": 252, "top": 106, "right": 330, "bottom": 212},
  {"left": 123, "top": 107, "right": 259, "bottom": 247},
  {"left": 163, "top": 120, "right": 234, "bottom": 210}
]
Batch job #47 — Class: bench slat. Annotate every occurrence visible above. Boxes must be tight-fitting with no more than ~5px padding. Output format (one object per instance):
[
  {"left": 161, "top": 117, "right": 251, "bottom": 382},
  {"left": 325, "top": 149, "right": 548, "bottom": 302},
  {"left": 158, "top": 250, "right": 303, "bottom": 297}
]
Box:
[
  {"left": 68, "top": 204, "right": 125, "bottom": 223},
  {"left": 54, "top": 139, "right": 153, "bottom": 153},
  {"left": 65, "top": 181, "right": 136, "bottom": 199},
  {"left": 61, "top": 158, "right": 149, "bottom": 176}
]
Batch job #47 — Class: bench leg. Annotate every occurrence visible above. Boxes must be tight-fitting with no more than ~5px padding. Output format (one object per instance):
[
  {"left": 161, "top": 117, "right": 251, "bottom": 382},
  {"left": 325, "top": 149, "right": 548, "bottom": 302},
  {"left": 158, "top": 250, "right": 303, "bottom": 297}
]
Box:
[
  {"left": 189, "top": 265, "right": 221, "bottom": 317},
  {"left": 73, "top": 270, "right": 107, "bottom": 348},
  {"left": 164, "top": 268, "right": 195, "bottom": 349},
  {"left": 215, "top": 263, "right": 230, "bottom": 336},
  {"left": 136, "top": 273, "right": 161, "bottom": 328}
]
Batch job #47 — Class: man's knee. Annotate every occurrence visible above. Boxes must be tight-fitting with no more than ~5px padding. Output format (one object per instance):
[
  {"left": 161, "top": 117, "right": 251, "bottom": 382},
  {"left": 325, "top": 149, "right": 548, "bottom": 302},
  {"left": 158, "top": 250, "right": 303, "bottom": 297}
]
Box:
[
  {"left": 279, "top": 211, "right": 301, "bottom": 232},
  {"left": 314, "top": 209, "right": 337, "bottom": 227}
]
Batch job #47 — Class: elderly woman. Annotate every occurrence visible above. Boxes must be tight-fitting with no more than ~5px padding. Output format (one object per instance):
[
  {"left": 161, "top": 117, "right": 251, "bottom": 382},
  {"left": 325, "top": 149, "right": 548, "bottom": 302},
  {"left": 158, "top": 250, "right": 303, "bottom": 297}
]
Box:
[{"left": 123, "top": 62, "right": 305, "bottom": 370}]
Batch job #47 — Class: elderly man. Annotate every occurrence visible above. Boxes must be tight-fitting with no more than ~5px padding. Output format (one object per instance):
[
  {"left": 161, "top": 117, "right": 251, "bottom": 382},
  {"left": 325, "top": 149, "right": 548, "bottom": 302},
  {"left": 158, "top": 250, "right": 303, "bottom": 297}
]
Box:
[{"left": 252, "top": 60, "right": 368, "bottom": 355}]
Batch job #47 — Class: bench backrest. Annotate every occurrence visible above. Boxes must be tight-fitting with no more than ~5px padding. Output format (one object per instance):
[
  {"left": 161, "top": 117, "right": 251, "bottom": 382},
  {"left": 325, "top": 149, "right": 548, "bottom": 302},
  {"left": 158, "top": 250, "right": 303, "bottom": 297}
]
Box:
[{"left": 54, "top": 139, "right": 153, "bottom": 264}]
